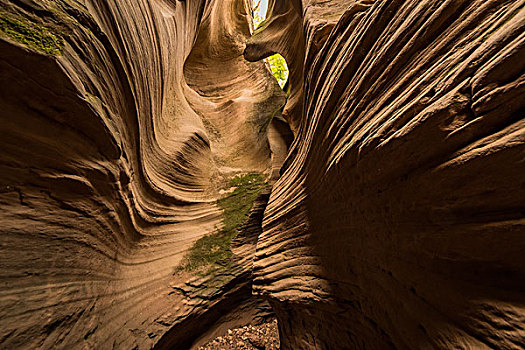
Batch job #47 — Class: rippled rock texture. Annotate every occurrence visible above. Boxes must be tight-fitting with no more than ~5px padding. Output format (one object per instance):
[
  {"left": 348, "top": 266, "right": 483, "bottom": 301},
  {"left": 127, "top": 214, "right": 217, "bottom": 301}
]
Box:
[
  {"left": 2, "top": 0, "right": 525, "bottom": 349},
  {"left": 0, "top": 0, "right": 284, "bottom": 348},
  {"left": 252, "top": 0, "right": 525, "bottom": 349}
]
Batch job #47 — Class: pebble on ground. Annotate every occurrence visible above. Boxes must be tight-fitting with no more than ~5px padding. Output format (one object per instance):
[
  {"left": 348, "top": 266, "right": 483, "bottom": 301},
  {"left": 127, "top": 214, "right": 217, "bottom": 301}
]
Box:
[{"left": 199, "top": 319, "right": 279, "bottom": 350}]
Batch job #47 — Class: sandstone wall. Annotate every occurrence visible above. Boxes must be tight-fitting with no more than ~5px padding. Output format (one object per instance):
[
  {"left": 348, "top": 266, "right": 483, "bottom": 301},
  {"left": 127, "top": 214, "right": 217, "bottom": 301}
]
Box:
[
  {"left": 1, "top": 0, "right": 524, "bottom": 349},
  {"left": 0, "top": 0, "right": 283, "bottom": 348},
  {"left": 253, "top": 0, "right": 525, "bottom": 349}
]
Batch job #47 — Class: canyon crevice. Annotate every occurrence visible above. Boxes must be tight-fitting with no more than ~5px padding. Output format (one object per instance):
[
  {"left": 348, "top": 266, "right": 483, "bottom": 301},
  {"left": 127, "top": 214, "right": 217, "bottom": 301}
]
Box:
[{"left": 1, "top": 0, "right": 524, "bottom": 349}]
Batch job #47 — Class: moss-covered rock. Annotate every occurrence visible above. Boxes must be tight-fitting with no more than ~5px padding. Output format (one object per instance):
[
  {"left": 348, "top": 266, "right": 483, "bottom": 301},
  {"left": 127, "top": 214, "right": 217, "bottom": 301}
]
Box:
[
  {"left": 0, "top": 12, "right": 63, "bottom": 55},
  {"left": 176, "top": 173, "right": 266, "bottom": 273}
]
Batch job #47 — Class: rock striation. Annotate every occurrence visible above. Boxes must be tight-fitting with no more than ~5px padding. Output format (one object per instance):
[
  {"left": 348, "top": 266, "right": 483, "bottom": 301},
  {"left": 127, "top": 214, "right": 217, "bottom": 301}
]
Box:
[
  {"left": 252, "top": 0, "right": 525, "bottom": 349},
  {"left": 0, "top": 0, "right": 283, "bottom": 348},
  {"left": 1, "top": 0, "right": 525, "bottom": 349}
]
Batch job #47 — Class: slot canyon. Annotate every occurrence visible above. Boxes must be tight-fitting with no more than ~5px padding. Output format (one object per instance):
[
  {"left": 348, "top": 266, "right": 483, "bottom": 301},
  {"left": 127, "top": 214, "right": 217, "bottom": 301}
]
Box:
[{"left": 0, "top": 0, "right": 524, "bottom": 349}]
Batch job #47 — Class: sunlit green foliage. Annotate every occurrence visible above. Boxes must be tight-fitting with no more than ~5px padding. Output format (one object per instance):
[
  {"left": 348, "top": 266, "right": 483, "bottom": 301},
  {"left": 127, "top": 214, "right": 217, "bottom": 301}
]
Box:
[
  {"left": 268, "top": 54, "right": 289, "bottom": 89},
  {"left": 251, "top": 1, "right": 289, "bottom": 89},
  {"left": 252, "top": 0, "right": 267, "bottom": 29},
  {"left": 176, "top": 174, "right": 266, "bottom": 274}
]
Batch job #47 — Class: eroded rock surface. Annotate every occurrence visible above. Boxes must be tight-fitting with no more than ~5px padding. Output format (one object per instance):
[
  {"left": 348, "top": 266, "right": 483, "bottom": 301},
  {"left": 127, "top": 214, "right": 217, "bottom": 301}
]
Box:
[
  {"left": 0, "top": 0, "right": 283, "bottom": 348},
  {"left": 253, "top": 0, "right": 525, "bottom": 349},
  {"left": 1, "top": 0, "right": 525, "bottom": 349}
]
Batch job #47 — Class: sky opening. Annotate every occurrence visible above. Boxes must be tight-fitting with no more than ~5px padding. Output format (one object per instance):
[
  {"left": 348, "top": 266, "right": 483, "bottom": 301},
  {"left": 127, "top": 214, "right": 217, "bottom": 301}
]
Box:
[{"left": 251, "top": 0, "right": 289, "bottom": 89}]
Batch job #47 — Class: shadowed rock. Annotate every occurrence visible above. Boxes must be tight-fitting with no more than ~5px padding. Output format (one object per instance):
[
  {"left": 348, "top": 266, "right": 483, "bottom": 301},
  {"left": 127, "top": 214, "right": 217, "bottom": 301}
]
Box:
[
  {"left": 1, "top": 0, "right": 524, "bottom": 349},
  {"left": 0, "top": 0, "right": 283, "bottom": 348},
  {"left": 253, "top": 0, "right": 525, "bottom": 349}
]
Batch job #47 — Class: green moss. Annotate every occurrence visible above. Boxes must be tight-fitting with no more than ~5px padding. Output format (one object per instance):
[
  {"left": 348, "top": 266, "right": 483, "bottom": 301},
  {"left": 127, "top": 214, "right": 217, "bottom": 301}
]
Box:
[
  {"left": 444, "top": 60, "right": 462, "bottom": 79},
  {"left": 219, "top": 173, "right": 266, "bottom": 232},
  {"left": 0, "top": 12, "right": 63, "bottom": 55},
  {"left": 176, "top": 173, "right": 266, "bottom": 274}
]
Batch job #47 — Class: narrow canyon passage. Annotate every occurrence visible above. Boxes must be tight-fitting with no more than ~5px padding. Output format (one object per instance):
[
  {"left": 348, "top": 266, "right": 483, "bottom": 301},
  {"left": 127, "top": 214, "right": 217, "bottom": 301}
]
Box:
[{"left": 1, "top": 0, "right": 524, "bottom": 349}]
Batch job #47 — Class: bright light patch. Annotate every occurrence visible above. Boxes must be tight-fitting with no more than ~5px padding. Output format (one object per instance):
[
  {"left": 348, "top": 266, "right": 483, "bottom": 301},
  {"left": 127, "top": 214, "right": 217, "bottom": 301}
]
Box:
[
  {"left": 251, "top": 0, "right": 289, "bottom": 89},
  {"left": 268, "top": 54, "right": 289, "bottom": 88},
  {"left": 252, "top": 0, "right": 268, "bottom": 29}
]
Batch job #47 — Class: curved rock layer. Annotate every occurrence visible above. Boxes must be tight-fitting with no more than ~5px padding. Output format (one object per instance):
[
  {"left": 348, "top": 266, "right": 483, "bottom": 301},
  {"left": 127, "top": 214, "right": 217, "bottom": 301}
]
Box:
[
  {"left": 0, "top": 0, "right": 283, "bottom": 348},
  {"left": 254, "top": 0, "right": 525, "bottom": 349},
  {"left": 2, "top": 0, "right": 525, "bottom": 349}
]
